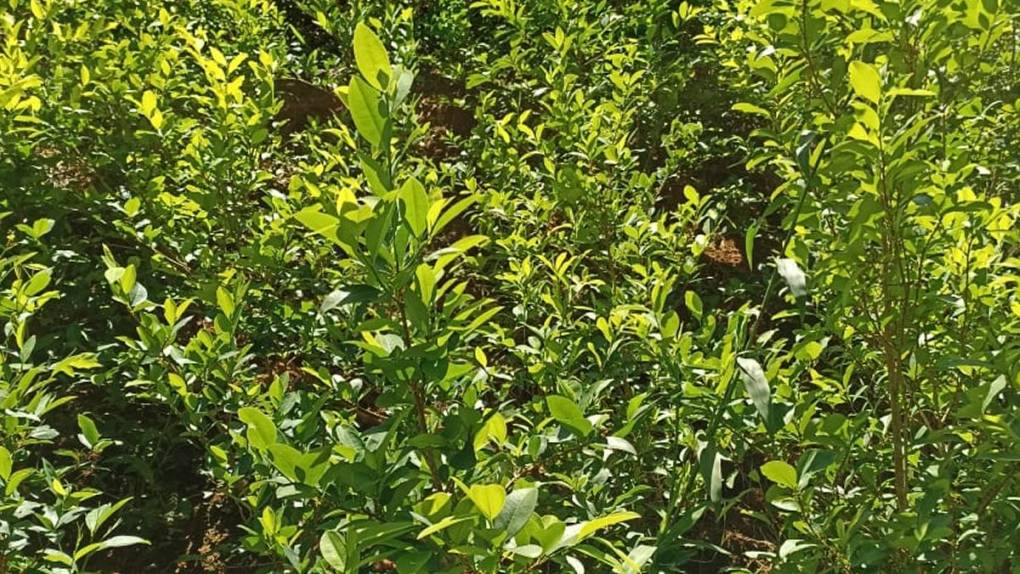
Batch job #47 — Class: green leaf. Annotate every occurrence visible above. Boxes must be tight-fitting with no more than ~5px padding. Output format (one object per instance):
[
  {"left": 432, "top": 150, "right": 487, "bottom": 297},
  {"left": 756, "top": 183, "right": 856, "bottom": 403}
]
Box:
[
  {"left": 846, "top": 29, "right": 894, "bottom": 45},
  {"left": 267, "top": 443, "right": 303, "bottom": 480},
  {"left": 745, "top": 222, "right": 759, "bottom": 268},
  {"left": 416, "top": 515, "right": 473, "bottom": 539},
  {"left": 85, "top": 498, "right": 132, "bottom": 535},
  {"left": 761, "top": 460, "right": 798, "bottom": 489},
  {"left": 359, "top": 152, "right": 392, "bottom": 194},
  {"left": 30, "top": 217, "right": 54, "bottom": 238},
  {"left": 494, "top": 487, "right": 538, "bottom": 536},
  {"left": 473, "top": 412, "right": 507, "bottom": 451},
  {"left": 238, "top": 407, "right": 277, "bottom": 450},
  {"left": 415, "top": 264, "right": 436, "bottom": 304},
  {"left": 982, "top": 376, "right": 1007, "bottom": 412},
  {"left": 0, "top": 446, "right": 11, "bottom": 481},
  {"left": 44, "top": 551, "right": 74, "bottom": 566},
  {"left": 320, "top": 530, "right": 347, "bottom": 570},
  {"left": 391, "top": 64, "right": 415, "bottom": 107},
  {"left": 749, "top": 0, "right": 780, "bottom": 17},
  {"left": 736, "top": 357, "right": 771, "bottom": 422},
  {"left": 849, "top": 61, "right": 881, "bottom": 103},
  {"left": 887, "top": 87, "right": 936, "bottom": 99},
  {"left": 533, "top": 517, "right": 566, "bottom": 552},
  {"left": 50, "top": 354, "right": 100, "bottom": 376},
  {"left": 24, "top": 268, "right": 52, "bottom": 296},
  {"left": 77, "top": 414, "right": 100, "bottom": 448},
  {"left": 321, "top": 285, "right": 380, "bottom": 313},
  {"left": 459, "top": 481, "right": 506, "bottom": 520},
  {"left": 347, "top": 76, "right": 386, "bottom": 149},
  {"left": 74, "top": 542, "right": 105, "bottom": 561},
  {"left": 353, "top": 22, "right": 392, "bottom": 90},
  {"left": 684, "top": 290, "right": 703, "bottom": 321},
  {"left": 432, "top": 194, "right": 477, "bottom": 235},
  {"left": 140, "top": 90, "right": 157, "bottom": 116},
  {"left": 267, "top": 444, "right": 331, "bottom": 486},
  {"left": 399, "top": 177, "right": 429, "bottom": 236},
  {"left": 295, "top": 207, "right": 345, "bottom": 247},
  {"left": 848, "top": 0, "right": 886, "bottom": 20},
  {"left": 624, "top": 545, "right": 657, "bottom": 574},
  {"left": 431, "top": 234, "right": 491, "bottom": 272},
  {"left": 5, "top": 468, "right": 32, "bottom": 496},
  {"left": 75, "top": 535, "right": 148, "bottom": 561},
  {"left": 606, "top": 436, "right": 637, "bottom": 455},
  {"left": 98, "top": 535, "right": 149, "bottom": 549},
  {"left": 216, "top": 286, "right": 235, "bottom": 316},
  {"left": 577, "top": 511, "right": 641, "bottom": 540},
  {"left": 699, "top": 444, "right": 722, "bottom": 502},
  {"left": 510, "top": 544, "right": 543, "bottom": 558},
  {"left": 779, "top": 538, "right": 816, "bottom": 559},
  {"left": 547, "top": 395, "right": 593, "bottom": 437},
  {"left": 547, "top": 395, "right": 585, "bottom": 420},
  {"left": 731, "top": 102, "right": 770, "bottom": 117}
]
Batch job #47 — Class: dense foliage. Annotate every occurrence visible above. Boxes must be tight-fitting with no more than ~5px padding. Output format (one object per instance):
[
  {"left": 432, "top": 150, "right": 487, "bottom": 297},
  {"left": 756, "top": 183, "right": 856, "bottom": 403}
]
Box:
[{"left": 1, "top": 0, "right": 1018, "bottom": 572}]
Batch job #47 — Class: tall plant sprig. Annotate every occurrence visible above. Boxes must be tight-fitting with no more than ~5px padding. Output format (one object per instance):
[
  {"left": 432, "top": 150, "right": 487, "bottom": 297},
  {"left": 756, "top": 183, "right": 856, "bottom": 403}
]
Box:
[{"left": 295, "top": 22, "right": 490, "bottom": 493}]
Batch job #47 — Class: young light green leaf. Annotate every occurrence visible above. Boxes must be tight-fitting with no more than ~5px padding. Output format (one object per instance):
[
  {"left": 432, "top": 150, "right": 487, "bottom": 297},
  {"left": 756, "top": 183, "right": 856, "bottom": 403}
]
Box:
[
  {"left": 353, "top": 22, "right": 392, "bottom": 90},
  {"left": 238, "top": 407, "right": 277, "bottom": 450},
  {"left": 43, "top": 551, "right": 74, "bottom": 566},
  {"left": 5, "top": 468, "right": 32, "bottom": 496},
  {"left": 347, "top": 76, "right": 386, "bottom": 149},
  {"left": 761, "top": 460, "right": 798, "bottom": 489},
  {"left": 547, "top": 395, "right": 593, "bottom": 436},
  {"left": 887, "top": 87, "right": 936, "bottom": 99},
  {"left": 849, "top": 61, "right": 881, "bottom": 104},
  {"left": 140, "top": 90, "right": 157, "bottom": 116},
  {"left": 473, "top": 412, "right": 507, "bottom": 451},
  {"left": 415, "top": 264, "right": 436, "bottom": 304},
  {"left": 576, "top": 511, "right": 641, "bottom": 540},
  {"left": 0, "top": 446, "right": 11, "bottom": 481},
  {"left": 294, "top": 207, "right": 352, "bottom": 252},
  {"left": 731, "top": 102, "right": 770, "bottom": 117},
  {"left": 399, "top": 177, "right": 429, "bottom": 236},
  {"left": 30, "top": 217, "right": 54, "bottom": 238},
  {"left": 457, "top": 481, "right": 506, "bottom": 520},
  {"left": 684, "top": 290, "right": 703, "bottom": 321},
  {"left": 416, "top": 515, "right": 473, "bottom": 540},
  {"left": 24, "top": 268, "right": 52, "bottom": 296},
  {"left": 216, "top": 286, "right": 235, "bottom": 317}
]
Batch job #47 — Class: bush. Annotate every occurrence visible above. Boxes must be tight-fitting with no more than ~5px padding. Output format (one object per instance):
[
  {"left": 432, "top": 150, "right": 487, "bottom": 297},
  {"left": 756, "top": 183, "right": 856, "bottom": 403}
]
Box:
[{"left": 1, "top": 0, "right": 1018, "bottom": 572}]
